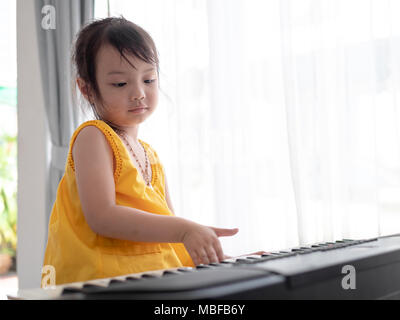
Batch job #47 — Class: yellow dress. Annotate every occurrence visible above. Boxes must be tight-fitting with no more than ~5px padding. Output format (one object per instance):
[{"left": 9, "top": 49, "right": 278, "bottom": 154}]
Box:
[{"left": 42, "top": 120, "right": 194, "bottom": 286}]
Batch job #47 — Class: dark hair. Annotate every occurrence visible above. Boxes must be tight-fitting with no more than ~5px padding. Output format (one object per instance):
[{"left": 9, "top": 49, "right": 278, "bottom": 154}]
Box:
[{"left": 71, "top": 16, "right": 160, "bottom": 122}]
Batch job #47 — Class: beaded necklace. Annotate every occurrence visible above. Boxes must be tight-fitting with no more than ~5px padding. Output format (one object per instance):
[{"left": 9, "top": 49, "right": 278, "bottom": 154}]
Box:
[{"left": 116, "top": 130, "right": 152, "bottom": 188}]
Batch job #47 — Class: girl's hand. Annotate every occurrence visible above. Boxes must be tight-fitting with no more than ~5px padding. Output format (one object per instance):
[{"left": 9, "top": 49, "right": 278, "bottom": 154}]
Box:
[{"left": 181, "top": 222, "right": 239, "bottom": 266}]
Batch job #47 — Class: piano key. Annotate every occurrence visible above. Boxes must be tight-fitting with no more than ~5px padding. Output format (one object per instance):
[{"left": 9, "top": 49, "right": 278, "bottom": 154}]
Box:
[
  {"left": 270, "top": 252, "right": 286, "bottom": 256},
  {"left": 209, "top": 262, "right": 231, "bottom": 267},
  {"left": 177, "top": 268, "right": 195, "bottom": 272},
  {"left": 261, "top": 253, "right": 274, "bottom": 257},
  {"left": 261, "top": 254, "right": 280, "bottom": 260},
  {"left": 141, "top": 274, "right": 158, "bottom": 278},
  {"left": 196, "top": 264, "right": 213, "bottom": 269},
  {"left": 62, "top": 287, "right": 83, "bottom": 295},
  {"left": 219, "top": 259, "right": 236, "bottom": 264},
  {"left": 86, "top": 279, "right": 109, "bottom": 287},
  {"left": 235, "top": 259, "right": 251, "bottom": 263},
  {"left": 108, "top": 279, "right": 125, "bottom": 286},
  {"left": 82, "top": 283, "right": 106, "bottom": 289},
  {"left": 124, "top": 277, "right": 140, "bottom": 281},
  {"left": 243, "top": 254, "right": 264, "bottom": 259}
]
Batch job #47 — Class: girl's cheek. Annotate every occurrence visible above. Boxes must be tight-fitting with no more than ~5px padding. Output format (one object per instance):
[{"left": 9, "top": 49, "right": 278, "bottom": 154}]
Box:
[{"left": 149, "top": 92, "right": 159, "bottom": 104}]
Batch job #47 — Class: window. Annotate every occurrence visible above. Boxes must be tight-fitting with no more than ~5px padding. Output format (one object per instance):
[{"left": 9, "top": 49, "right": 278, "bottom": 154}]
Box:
[{"left": 0, "top": 0, "right": 17, "bottom": 279}]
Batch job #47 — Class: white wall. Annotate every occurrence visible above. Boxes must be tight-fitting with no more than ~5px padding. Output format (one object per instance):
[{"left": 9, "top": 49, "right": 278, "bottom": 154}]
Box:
[{"left": 17, "top": 0, "right": 49, "bottom": 289}]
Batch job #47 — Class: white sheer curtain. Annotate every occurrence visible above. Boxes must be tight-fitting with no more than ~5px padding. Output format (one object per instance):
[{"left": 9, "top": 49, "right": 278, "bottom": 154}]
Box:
[{"left": 94, "top": 0, "right": 400, "bottom": 256}]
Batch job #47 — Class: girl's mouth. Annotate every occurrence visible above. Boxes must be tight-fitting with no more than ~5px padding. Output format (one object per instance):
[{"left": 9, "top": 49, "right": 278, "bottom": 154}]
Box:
[{"left": 129, "top": 108, "right": 147, "bottom": 113}]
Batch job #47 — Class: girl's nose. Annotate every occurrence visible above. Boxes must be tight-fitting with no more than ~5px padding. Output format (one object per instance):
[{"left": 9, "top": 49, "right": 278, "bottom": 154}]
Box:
[
  {"left": 129, "top": 84, "right": 145, "bottom": 101},
  {"left": 130, "top": 94, "right": 145, "bottom": 102}
]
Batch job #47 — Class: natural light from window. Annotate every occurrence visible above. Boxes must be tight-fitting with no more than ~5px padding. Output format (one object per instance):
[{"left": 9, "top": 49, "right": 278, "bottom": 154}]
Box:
[{"left": 0, "top": 0, "right": 17, "bottom": 300}]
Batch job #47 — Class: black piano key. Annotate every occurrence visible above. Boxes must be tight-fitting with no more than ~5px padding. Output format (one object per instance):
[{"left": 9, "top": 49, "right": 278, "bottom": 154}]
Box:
[
  {"left": 108, "top": 279, "right": 125, "bottom": 286},
  {"left": 279, "top": 252, "right": 297, "bottom": 257},
  {"left": 333, "top": 243, "right": 347, "bottom": 248},
  {"left": 235, "top": 259, "right": 250, "bottom": 263},
  {"left": 141, "top": 274, "right": 157, "bottom": 278},
  {"left": 260, "top": 256, "right": 280, "bottom": 262},
  {"left": 241, "top": 256, "right": 277, "bottom": 264},
  {"left": 290, "top": 248, "right": 312, "bottom": 254},
  {"left": 209, "top": 262, "right": 228, "bottom": 266},
  {"left": 162, "top": 270, "right": 177, "bottom": 276},
  {"left": 271, "top": 252, "right": 283, "bottom": 256},
  {"left": 320, "top": 245, "right": 338, "bottom": 251},
  {"left": 125, "top": 276, "right": 140, "bottom": 281},
  {"left": 261, "top": 254, "right": 280, "bottom": 260},
  {"left": 62, "top": 286, "right": 83, "bottom": 295},
  {"left": 177, "top": 268, "right": 194, "bottom": 272},
  {"left": 82, "top": 283, "right": 105, "bottom": 289}
]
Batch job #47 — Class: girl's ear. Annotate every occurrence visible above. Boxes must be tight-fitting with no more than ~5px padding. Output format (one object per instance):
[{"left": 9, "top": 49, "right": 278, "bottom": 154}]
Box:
[{"left": 76, "top": 78, "right": 93, "bottom": 103}]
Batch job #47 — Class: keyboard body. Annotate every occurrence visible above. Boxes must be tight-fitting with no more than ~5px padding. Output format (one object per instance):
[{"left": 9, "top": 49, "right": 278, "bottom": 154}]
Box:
[{"left": 10, "top": 234, "right": 400, "bottom": 300}]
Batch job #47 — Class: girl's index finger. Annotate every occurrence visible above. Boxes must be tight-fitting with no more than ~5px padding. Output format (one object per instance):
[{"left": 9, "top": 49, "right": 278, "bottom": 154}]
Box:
[{"left": 213, "top": 239, "right": 225, "bottom": 262}]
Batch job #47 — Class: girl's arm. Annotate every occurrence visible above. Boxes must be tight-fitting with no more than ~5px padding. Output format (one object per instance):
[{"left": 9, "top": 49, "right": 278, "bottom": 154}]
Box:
[{"left": 72, "top": 126, "right": 238, "bottom": 265}]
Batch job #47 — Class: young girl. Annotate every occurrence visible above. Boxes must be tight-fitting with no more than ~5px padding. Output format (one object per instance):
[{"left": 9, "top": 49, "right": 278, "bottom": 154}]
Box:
[{"left": 41, "top": 16, "right": 240, "bottom": 286}]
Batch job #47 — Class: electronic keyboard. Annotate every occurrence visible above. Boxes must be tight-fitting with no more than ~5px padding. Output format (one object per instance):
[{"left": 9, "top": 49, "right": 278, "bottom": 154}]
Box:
[{"left": 9, "top": 233, "right": 400, "bottom": 300}]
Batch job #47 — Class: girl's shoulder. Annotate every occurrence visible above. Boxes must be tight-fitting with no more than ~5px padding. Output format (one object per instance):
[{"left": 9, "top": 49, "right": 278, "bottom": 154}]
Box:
[
  {"left": 72, "top": 120, "right": 112, "bottom": 139},
  {"left": 71, "top": 120, "right": 120, "bottom": 151},
  {"left": 70, "top": 120, "right": 116, "bottom": 162},
  {"left": 68, "top": 120, "right": 123, "bottom": 179},
  {"left": 70, "top": 121, "right": 115, "bottom": 153}
]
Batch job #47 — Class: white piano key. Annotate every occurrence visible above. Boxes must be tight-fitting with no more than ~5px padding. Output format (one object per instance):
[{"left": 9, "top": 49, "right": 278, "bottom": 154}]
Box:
[{"left": 242, "top": 254, "right": 264, "bottom": 259}]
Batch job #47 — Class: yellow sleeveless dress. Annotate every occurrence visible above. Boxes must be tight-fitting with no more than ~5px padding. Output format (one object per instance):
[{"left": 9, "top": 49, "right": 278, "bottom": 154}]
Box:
[{"left": 42, "top": 120, "right": 194, "bottom": 286}]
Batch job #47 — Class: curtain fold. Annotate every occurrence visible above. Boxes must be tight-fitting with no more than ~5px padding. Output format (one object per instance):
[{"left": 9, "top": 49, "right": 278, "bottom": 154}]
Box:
[{"left": 34, "top": 0, "right": 94, "bottom": 235}]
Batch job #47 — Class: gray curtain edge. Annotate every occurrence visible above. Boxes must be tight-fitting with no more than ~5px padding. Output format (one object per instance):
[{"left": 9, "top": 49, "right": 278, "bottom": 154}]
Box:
[{"left": 33, "top": 0, "right": 95, "bottom": 248}]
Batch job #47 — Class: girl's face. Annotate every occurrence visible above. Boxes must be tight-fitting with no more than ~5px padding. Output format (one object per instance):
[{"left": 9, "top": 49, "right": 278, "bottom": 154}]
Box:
[{"left": 91, "top": 43, "right": 159, "bottom": 128}]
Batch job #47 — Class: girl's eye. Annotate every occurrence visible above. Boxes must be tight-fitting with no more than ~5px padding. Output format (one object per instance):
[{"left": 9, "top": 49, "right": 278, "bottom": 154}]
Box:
[
  {"left": 112, "top": 80, "right": 156, "bottom": 87},
  {"left": 112, "top": 83, "right": 126, "bottom": 88}
]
